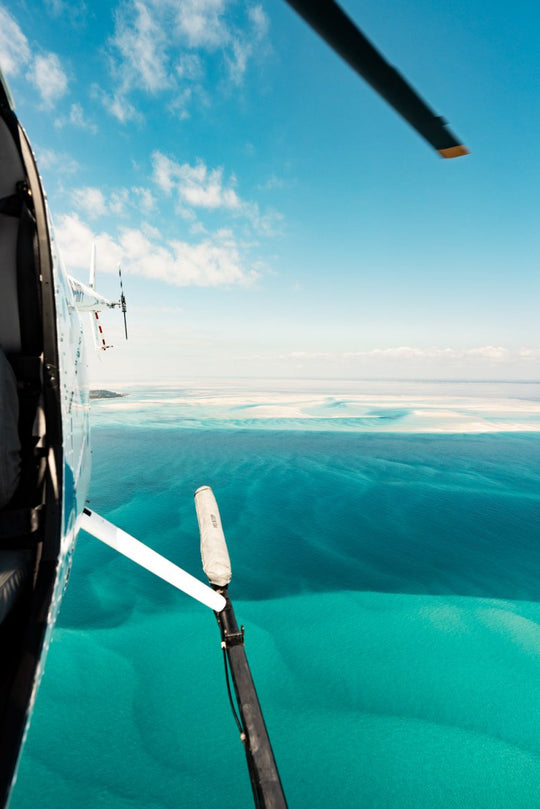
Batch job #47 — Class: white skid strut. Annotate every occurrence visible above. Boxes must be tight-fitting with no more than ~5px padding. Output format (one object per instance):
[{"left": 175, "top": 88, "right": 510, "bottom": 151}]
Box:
[{"left": 80, "top": 508, "right": 226, "bottom": 612}]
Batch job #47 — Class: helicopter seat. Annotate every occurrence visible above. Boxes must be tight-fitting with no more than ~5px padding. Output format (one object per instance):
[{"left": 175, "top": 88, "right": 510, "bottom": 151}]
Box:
[
  {"left": 0, "top": 115, "right": 42, "bottom": 357},
  {"left": 0, "top": 349, "right": 33, "bottom": 626},
  {"left": 0, "top": 549, "right": 32, "bottom": 625},
  {"left": 0, "top": 350, "right": 44, "bottom": 544},
  {"left": 0, "top": 115, "right": 25, "bottom": 355},
  {"left": 0, "top": 348, "right": 20, "bottom": 511}
]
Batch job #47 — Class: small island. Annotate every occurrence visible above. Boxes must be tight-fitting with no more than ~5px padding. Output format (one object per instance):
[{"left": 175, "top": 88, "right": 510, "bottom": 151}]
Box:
[{"left": 89, "top": 389, "right": 127, "bottom": 400}]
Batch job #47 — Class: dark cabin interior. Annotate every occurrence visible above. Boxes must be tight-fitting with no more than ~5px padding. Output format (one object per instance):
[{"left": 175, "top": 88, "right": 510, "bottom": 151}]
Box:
[{"left": 0, "top": 107, "right": 55, "bottom": 803}]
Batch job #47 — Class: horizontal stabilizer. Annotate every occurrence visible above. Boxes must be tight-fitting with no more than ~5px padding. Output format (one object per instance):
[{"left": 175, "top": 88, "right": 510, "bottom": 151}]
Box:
[
  {"left": 80, "top": 508, "right": 226, "bottom": 612},
  {"left": 69, "top": 276, "right": 116, "bottom": 312}
]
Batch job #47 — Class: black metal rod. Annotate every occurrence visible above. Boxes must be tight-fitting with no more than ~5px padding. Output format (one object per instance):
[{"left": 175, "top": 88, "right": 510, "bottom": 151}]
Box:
[{"left": 216, "top": 591, "right": 288, "bottom": 809}]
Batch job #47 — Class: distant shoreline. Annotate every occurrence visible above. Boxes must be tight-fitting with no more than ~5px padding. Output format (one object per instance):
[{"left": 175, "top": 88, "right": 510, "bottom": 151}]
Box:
[{"left": 89, "top": 389, "right": 127, "bottom": 400}]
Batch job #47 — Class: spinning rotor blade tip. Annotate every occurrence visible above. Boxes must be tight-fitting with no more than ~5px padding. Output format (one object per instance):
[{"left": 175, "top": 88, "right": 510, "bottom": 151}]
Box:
[{"left": 438, "top": 144, "right": 470, "bottom": 159}]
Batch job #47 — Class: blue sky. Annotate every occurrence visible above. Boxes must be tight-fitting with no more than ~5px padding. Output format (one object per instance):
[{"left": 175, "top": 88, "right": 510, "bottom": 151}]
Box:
[{"left": 1, "top": 0, "right": 538, "bottom": 382}]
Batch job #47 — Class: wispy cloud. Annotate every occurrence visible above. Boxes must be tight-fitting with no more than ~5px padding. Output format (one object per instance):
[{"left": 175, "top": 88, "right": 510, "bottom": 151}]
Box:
[
  {"left": 70, "top": 184, "right": 156, "bottom": 219},
  {"left": 55, "top": 102, "right": 98, "bottom": 133},
  {"left": 152, "top": 152, "right": 283, "bottom": 235},
  {"left": 258, "top": 175, "right": 288, "bottom": 191},
  {"left": 340, "top": 346, "right": 536, "bottom": 362},
  {"left": 286, "top": 346, "right": 540, "bottom": 365},
  {"left": 0, "top": 6, "right": 31, "bottom": 76},
  {"left": 44, "top": 0, "right": 88, "bottom": 26},
  {"left": 0, "top": 8, "right": 72, "bottom": 110},
  {"left": 103, "top": 0, "right": 270, "bottom": 120},
  {"left": 36, "top": 146, "right": 79, "bottom": 174},
  {"left": 55, "top": 212, "right": 258, "bottom": 287},
  {"left": 69, "top": 102, "right": 96, "bottom": 131},
  {"left": 112, "top": 0, "right": 170, "bottom": 94},
  {"left": 71, "top": 187, "right": 108, "bottom": 219},
  {"left": 132, "top": 186, "right": 156, "bottom": 213},
  {"left": 28, "top": 52, "right": 69, "bottom": 108},
  {"left": 64, "top": 151, "right": 280, "bottom": 284},
  {"left": 224, "top": 3, "right": 269, "bottom": 85},
  {"left": 152, "top": 152, "right": 240, "bottom": 209},
  {"left": 175, "top": 52, "right": 203, "bottom": 81},
  {"left": 174, "top": 0, "right": 229, "bottom": 49},
  {"left": 100, "top": 89, "right": 141, "bottom": 124}
]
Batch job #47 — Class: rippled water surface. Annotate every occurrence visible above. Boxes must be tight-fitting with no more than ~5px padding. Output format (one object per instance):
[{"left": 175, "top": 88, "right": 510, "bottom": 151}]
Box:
[{"left": 11, "top": 383, "right": 540, "bottom": 808}]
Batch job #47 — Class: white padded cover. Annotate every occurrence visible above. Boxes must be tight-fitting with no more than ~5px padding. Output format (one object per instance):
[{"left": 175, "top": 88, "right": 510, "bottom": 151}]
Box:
[{"left": 195, "top": 486, "right": 232, "bottom": 588}]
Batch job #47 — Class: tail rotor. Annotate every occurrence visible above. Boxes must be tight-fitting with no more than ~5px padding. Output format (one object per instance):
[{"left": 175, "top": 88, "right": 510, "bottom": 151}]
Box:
[{"left": 117, "top": 266, "right": 128, "bottom": 340}]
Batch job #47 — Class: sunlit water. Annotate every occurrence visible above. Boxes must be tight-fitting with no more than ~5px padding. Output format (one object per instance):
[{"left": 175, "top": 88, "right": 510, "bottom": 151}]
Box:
[{"left": 11, "top": 381, "right": 540, "bottom": 808}]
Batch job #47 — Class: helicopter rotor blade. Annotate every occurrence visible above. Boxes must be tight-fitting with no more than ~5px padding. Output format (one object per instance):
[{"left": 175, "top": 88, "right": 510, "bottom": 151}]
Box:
[{"left": 282, "top": 0, "right": 469, "bottom": 158}]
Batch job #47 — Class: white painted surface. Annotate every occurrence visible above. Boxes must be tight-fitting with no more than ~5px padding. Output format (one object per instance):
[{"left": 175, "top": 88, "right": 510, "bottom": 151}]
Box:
[{"left": 80, "top": 509, "right": 226, "bottom": 612}]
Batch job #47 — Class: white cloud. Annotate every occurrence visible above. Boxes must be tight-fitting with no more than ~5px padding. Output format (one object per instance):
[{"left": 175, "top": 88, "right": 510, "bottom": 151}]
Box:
[
  {"left": 69, "top": 102, "right": 97, "bottom": 132},
  {"left": 0, "top": 7, "right": 30, "bottom": 76},
  {"left": 175, "top": 52, "right": 203, "bottom": 81},
  {"left": 283, "top": 346, "right": 540, "bottom": 367},
  {"left": 225, "top": 5, "right": 269, "bottom": 85},
  {"left": 0, "top": 9, "right": 76, "bottom": 114},
  {"left": 109, "top": 188, "right": 129, "bottom": 216},
  {"left": 45, "top": 0, "right": 87, "bottom": 25},
  {"left": 132, "top": 186, "right": 155, "bottom": 213},
  {"left": 243, "top": 204, "right": 284, "bottom": 236},
  {"left": 52, "top": 213, "right": 110, "bottom": 273},
  {"left": 190, "top": 221, "right": 207, "bottom": 236},
  {"left": 70, "top": 184, "right": 156, "bottom": 219},
  {"left": 45, "top": 0, "right": 69, "bottom": 14},
  {"left": 167, "top": 86, "right": 196, "bottom": 120},
  {"left": 55, "top": 102, "right": 98, "bottom": 133},
  {"left": 174, "top": 0, "right": 228, "bottom": 49},
  {"left": 28, "top": 52, "right": 69, "bottom": 108},
  {"left": 258, "top": 175, "right": 287, "bottom": 191},
  {"left": 54, "top": 213, "right": 258, "bottom": 287},
  {"left": 151, "top": 152, "right": 282, "bottom": 234},
  {"left": 105, "top": 0, "right": 270, "bottom": 120},
  {"left": 71, "top": 187, "right": 108, "bottom": 219},
  {"left": 517, "top": 348, "right": 540, "bottom": 361},
  {"left": 248, "top": 5, "right": 269, "bottom": 39},
  {"left": 152, "top": 151, "right": 175, "bottom": 194},
  {"left": 35, "top": 146, "right": 79, "bottom": 174},
  {"left": 112, "top": 0, "right": 170, "bottom": 94},
  {"left": 341, "top": 346, "right": 517, "bottom": 362},
  {"left": 153, "top": 154, "right": 240, "bottom": 209},
  {"left": 99, "top": 88, "right": 141, "bottom": 123}
]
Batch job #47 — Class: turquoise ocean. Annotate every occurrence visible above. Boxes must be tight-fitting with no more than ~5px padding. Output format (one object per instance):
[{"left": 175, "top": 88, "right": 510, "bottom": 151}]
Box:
[{"left": 10, "top": 381, "right": 540, "bottom": 808}]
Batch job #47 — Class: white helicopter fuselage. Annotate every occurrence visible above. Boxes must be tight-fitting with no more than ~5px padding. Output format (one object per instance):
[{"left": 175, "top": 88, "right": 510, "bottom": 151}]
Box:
[
  {"left": 44, "top": 211, "right": 91, "bottom": 608},
  {"left": 0, "top": 69, "right": 92, "bottom": 804}
]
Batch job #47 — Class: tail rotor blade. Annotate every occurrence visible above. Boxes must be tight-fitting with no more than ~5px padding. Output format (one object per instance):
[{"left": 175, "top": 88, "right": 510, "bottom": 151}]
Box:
[
  {"left": 283, "top": 0, "right": 469, "bottom": 157},
  {"left": 118, "top": 266, "right": 128, "bottom": 340},
  {"left": 89, "top": 242, "right": 96, "bottom": 289}
]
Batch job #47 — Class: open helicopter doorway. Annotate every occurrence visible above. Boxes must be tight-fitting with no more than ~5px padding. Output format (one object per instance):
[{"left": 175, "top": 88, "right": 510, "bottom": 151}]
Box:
[{"left": 0, "top": 100, "right": 63, "bottom": 806}]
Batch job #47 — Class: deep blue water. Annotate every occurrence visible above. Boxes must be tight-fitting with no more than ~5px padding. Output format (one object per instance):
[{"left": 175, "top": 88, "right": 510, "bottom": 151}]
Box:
[{"left": 10, "top": 427, "right": 540, "bottom": 808}]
